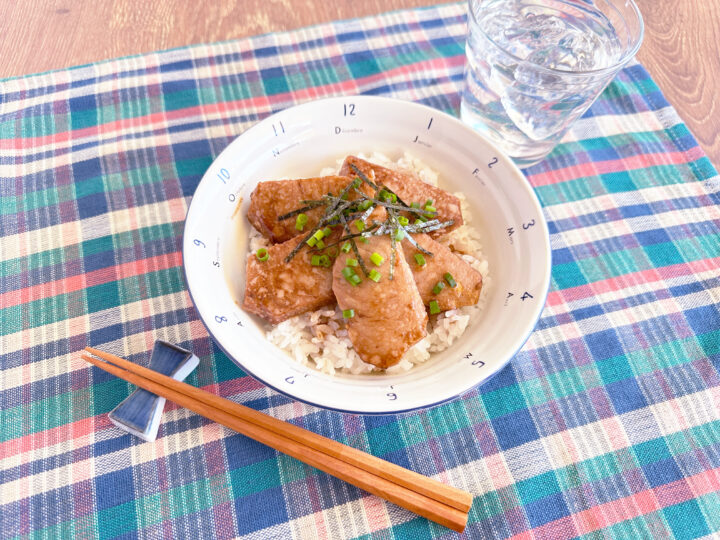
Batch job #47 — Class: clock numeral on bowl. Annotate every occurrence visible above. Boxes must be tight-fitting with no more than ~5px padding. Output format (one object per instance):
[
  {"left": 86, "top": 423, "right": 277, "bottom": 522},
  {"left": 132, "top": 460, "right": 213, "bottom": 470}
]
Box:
[
  {"left": 217, "top": 168, "right": 230, "bottom": 184},
  {"left": 343, "top": 103, "right": 356, "bottom": 116},
  {"left": 193, "top": 239, "right": 206, "bottom": 248},
  {"left": 215, "top": 315, "right": 227, "bottom": 324},
  {"left": 272, "top": 121, "right": 285, "bottom": 136}
]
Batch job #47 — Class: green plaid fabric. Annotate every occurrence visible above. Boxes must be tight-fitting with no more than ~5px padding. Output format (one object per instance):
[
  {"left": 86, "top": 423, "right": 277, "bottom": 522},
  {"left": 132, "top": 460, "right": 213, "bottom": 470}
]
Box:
[{"left": 1, "top": 3, "right": 719, "bottom": 539}]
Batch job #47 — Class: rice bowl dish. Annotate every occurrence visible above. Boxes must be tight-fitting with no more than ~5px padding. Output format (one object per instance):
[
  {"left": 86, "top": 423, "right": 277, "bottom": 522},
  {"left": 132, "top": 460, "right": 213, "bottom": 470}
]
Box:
[
  {"left": 183, "top": 94, "right": 550, "bottom": 414},
  {"left": 246, "top": 152, "right": 491, "bottom": 375}
]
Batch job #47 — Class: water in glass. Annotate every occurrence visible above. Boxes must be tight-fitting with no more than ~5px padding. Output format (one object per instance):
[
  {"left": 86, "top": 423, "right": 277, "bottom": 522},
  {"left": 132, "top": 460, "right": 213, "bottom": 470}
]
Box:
[{"left": 461, "top": 0, "right": 631, "bottom": 166}]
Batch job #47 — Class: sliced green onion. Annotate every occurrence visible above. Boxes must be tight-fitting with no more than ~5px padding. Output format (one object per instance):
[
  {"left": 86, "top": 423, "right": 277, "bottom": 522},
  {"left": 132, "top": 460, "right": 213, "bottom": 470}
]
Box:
[
  {"left": 295, "top": 213, "right": 308, "bottom": 231},
  {"left": 315, "top": 239, "right": 325, "bottom": 249},
  {"left": 425, "top": 199, "right": 433, "bottom": 206},
  {"left": 432, "top": 281, "right": 446, "bottom": 295},
  {"left": 359, "top": 237, "right": 369, "bottom": 243},
  {"left": 341, "top": 242, "right": 352, "bottom": 253},
  {"left": 381, "top": 190, "right": 397, "bottom": 203},
  {"left": 319, "top": 255, "right": 331, "bottom": 268},
  {"left": 360, "top": 200, "right": 373, "bottom": 210},
  {"left": 255, "top": 248, "right": 269, "bottom": 262},
  {"left": 354, "top": 220, "right": 365, "bottom": 232},
  {"left": 370, "top": 252, "right": 384, "bottom": 266},
  {"left": 424, "top": 205, "right": 437, "bottom": 213},
  {"left": 444, "top": 272, "right": 458, "bottom": 288},
  {"left": 414, "top": 253, "right": 426, "bottom": 266},
  {"left": 429, "top": 300, "right": 440, "bottom": 315},
  {"left": 311, "top": 255, "right": 321, "bottom": 266},
  {"left": 398, "top": 216, "right": 409, "bottom": 226},
  {"left": 352, "top": 178, "right": 362, "bottom": 188},
  {"left": 418, "top": 214, "right": 429, "bottom": 222},
  {"left": 342, "top": 308, "right": 355, "bottom": 318},
  {"left": 394, "top": 228, "right": 406, "bottom": 241},
  {"left": 322, "top": 227, "right": 332, "bottom": 238},
  {"left": 327, "top": 246, "right": 339, "bottom": 258},
  {"left": 312, "top": 230, "right": 325, "bottom": 242},
  {"left": 410, "top": 202, "right": 421, "bottom": 209},
  {"left": 346, "top": 258, "right": 359, "bottom": 267},
  {"left": 343, "top": 265, "right": 362, "bottom": 286},
  {"left": 307, "top": 236, "right": 317, "bottom": 247},
  {"left": 414, "top": 218, "right": 423, "bottom": 226},
  {"left": 368, "top": 269, "right": 381, "bottom": 282}
]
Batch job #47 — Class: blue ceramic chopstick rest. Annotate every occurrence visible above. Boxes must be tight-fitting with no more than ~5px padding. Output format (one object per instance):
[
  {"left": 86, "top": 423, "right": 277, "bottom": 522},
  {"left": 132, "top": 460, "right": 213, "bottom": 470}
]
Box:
[{"left": 108, "top": 340, "right": 199, "bottom": 442}]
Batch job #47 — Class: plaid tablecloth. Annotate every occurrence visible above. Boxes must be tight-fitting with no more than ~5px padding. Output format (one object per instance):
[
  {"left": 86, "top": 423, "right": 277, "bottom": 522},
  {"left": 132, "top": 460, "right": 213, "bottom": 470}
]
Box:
[{"left": 2, "top": 3, "right": 719, "bottom": 539}]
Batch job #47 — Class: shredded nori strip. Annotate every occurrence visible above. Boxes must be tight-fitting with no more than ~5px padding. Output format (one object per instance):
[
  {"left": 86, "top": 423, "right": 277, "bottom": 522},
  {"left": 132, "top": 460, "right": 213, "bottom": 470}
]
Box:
[
  {"left": 313, "top": 225, "right": 380, "bottom": 250},
  {"left": 284, "top": 199, "right": 353, "bottom": 262},
  {"left": 399, "top": 226, "right": 433, "bottom": 255},
  {"left": 348, "top": 163, "right": 379, "bottom": 190},
  {"left": 348, "top": 186, "right": 436, "bottom": 219},
  {"left": 375, "top": 184, "right": 411, "bottom": 209},
  {"left": 328, "top": 179, "right": 360, "bottom": 214},
  {"left": 360, "top": 205, "right": 376, "bottom": 223},
  {"left": 284, "top": 228, "right": 320, "bottom": 263},
  {"left": 281, "top": 176, "right": 455, "bottom": 264},
  {"left": 277, "top": 200, "right": 325, "bottom": 221},
  {"left": 403, "top": 219, "right": 455, "bottom": 234},
  {"left": 325, "top": 212, "right": 365, "bottom": 226},
  {"left": 359, "top": 196, "right": 436, "bottom": 217}
]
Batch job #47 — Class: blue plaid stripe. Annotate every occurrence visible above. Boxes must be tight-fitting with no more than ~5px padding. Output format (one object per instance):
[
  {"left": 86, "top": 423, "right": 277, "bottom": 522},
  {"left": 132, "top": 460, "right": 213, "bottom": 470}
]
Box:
[{"left": 2, "top": 3, "right": 720, "bottom": 539}]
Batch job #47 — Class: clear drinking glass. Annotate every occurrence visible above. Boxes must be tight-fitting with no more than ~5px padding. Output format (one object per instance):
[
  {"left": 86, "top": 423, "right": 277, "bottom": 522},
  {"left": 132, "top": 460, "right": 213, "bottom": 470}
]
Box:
[{"left": 460, "top": 0, "right": 644, "bottom": 167}]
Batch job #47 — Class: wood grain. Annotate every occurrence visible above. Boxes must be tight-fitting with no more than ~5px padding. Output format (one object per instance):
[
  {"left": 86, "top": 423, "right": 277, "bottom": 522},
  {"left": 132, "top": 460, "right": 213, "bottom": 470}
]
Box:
[
  {"left": 1, "top": 0, "right": 718, "bottom": 166},
  {"left": 634, "top": 0, "right": 720, "bottom": 168}
]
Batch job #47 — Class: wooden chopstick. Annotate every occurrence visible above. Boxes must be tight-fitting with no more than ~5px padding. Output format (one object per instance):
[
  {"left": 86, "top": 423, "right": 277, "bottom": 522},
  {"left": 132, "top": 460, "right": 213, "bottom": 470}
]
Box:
[
  {"left": 82, "top": 349, "right": 470, "bottom": 532},
  {"left": 84, "top": 346, "right": 472, "bottom": 513}
]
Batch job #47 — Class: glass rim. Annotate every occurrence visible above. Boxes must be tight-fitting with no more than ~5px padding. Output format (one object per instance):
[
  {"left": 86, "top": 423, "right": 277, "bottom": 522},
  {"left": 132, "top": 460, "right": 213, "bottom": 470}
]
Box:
[{"left": 468, "top": 0, "right": 645, "bottom": 77}]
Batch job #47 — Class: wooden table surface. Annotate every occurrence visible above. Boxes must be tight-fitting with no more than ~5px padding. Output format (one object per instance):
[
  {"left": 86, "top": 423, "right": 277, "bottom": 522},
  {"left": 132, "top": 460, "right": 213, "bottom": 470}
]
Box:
[{"left": 2, "top": 1, "right": 718, "bottom": 167}]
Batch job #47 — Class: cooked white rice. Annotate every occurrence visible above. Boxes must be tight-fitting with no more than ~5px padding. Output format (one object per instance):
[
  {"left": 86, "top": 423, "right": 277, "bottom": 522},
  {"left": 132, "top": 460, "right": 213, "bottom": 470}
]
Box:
[{"left": 250, "top": 152, "right": 491, "bottom": 375}]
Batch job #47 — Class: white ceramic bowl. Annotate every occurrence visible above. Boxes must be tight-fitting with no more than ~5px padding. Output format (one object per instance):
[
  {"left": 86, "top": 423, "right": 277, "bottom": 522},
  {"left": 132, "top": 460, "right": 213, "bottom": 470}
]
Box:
[{"left": 183, "top": 96, "right": 550, "bottom": 414}]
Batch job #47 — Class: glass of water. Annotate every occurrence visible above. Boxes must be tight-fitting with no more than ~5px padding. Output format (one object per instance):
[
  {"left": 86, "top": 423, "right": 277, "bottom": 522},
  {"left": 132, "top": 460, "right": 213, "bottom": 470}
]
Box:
[{"left": 461, "top": 0, "right": 644, "bottom": 167}]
